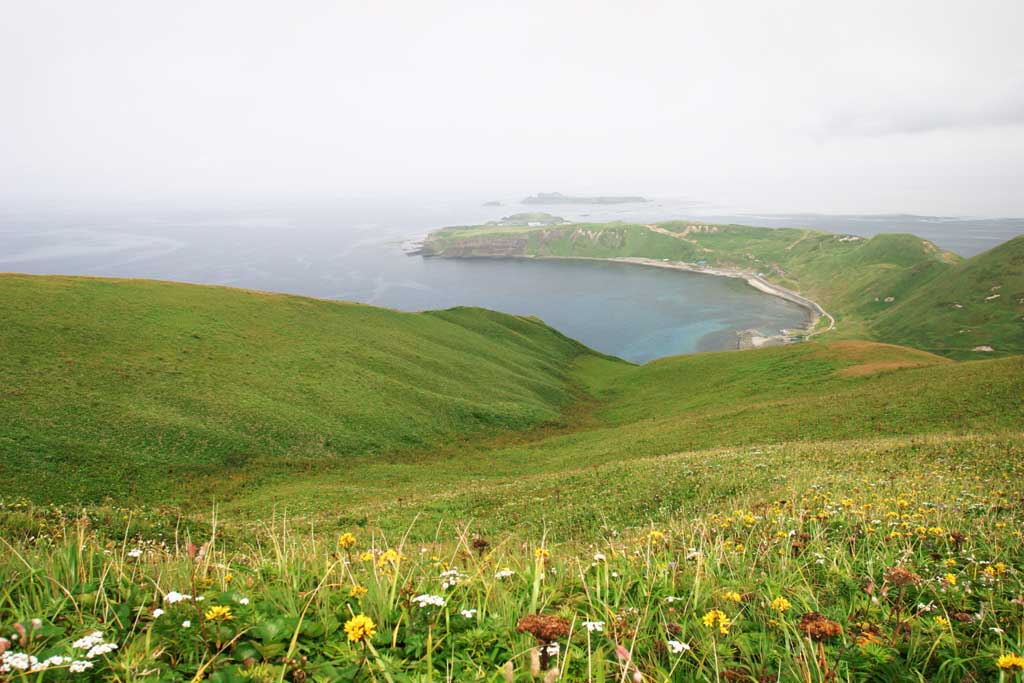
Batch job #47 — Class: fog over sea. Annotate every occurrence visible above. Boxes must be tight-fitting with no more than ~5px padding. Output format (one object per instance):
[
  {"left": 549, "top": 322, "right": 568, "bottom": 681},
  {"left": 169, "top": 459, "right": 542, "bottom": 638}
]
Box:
[{"left": 1, "top": 198, "right": 1020, "bottom": 363}]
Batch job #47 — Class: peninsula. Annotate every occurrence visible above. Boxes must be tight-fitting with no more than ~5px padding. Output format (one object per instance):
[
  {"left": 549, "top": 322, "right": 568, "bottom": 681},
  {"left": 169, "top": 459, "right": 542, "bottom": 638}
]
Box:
[{"left": 422, "top": 218, "right": 1024, "bottom": 358}]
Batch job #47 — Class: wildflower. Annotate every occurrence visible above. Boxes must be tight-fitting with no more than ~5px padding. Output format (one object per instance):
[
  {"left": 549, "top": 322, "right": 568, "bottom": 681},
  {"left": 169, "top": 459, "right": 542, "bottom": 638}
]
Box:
[
  {"left": 358, "top": 551, "right": 374, "bottom": 562},
  {"left": 152, "top": 608, "right": 165, "bottom": 618},
  {"left": 535, "top": 548, "right": 550, "bottom": 560},
  {"left": 997, "top": 654, "right": 1024, "bottom": 671},
  {"left": 69, "top": 660, "right": 94, "bottom": 673},
  {"left": 495, "top": 569, "right": 515, "bottom": 580},
  {"left": 181, "top": 620, "right": 191, "bottom": 628},
  {"left": 204, "top": 605, "right": 233, "bottom": 622},
  {"left": 517, "top": 614, "right": 571, "bottom": 643},
  {"left": 667, "top": 640, "right": 690, "bottom": 654},
  {"left": 885, "top": 566, "right": 921, "bottom": 587},
  {"left": 440, "top": 568, "right": 466, "bottom": 589},
  {"left": 647, "top": 530, "right": 666, "bottom": 543},
  {"left": 164, "top": 591, "right": 191, "bottom": 604},
  {"left": 933, "top": 616, "right": 949, "bottom": 628},
  {"left": 377, "top": 548, "right": 401, "bottom": 568},
  {"left": 72, "top": 631, "right": 105, "bottom": 650},
  {"left": 127, "top": 548, "right": 142, "bottom": 558},
  {"left": 771, "top": 596, "right": 792, "bottom": 613},
  {"left": 582, "top": 620, "right": 604, "bottom": 632},
  {"left": 344, "top": 614, "right": 377, "bottom": 643},
  {"left": 338, "top": 532, "right": 357, "bottom": 549},
  {"left": 702, "top": 609, "right": 731, "bottom": 635},
  {"left": 412, "top": 594, "right": 446, "bottom": 608},
  {"left": 593, "top": 553, "right": 607, "bottom": 562},
  {"left": 461, "top": 609, "right": 477, "bottom": 619},
  {"left": 545, "top": 643, "right": 560, "bottom": 657},
  {"left": 85, "top": 642, "right": 118, "bottom": 659},
  {"left": 720, "top": 590, "right": 742, "bottom": 603},
  {"left": 238, "top": 597, "right": 250, "bottom": 605},
  {"left": 944, "top": 573, "right": 957, "bottom": 586},
  {"left": 798, "top": 612, "right": 842, "bottom": 641},
  {"left": 349, "top": 584, "right": 368, "bottom": 599}
]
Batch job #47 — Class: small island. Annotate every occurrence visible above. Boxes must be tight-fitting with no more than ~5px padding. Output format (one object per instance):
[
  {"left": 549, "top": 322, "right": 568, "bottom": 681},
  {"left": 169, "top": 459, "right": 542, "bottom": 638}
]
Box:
[{"left": 522, "top": 191, "right": 650, "bottom": 205}]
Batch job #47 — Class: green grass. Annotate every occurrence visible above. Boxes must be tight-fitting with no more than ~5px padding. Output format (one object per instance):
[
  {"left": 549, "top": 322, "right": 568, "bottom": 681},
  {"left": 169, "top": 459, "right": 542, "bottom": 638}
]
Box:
[
  {"left": 0, "top": 274, "right": 602, "bottom": 505},
  {"left": 2, "top": 275, "right": 1021, "bottom": 541},
  {"left": 1, "top": 274, "right": 1023, "bottom": 681},
  {"left": 1, "top": 432, "right": 1022, "bottom": 682}
]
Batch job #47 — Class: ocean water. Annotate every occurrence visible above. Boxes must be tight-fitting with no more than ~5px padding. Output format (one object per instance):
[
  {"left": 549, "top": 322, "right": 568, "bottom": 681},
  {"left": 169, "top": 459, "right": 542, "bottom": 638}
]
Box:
[{"left": 1, "top": 199, "right": 1018, "bottom": 363}]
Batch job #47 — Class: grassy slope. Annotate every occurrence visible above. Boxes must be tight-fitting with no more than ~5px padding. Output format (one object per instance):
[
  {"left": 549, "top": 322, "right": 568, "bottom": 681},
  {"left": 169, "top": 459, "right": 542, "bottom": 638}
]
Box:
[
  {"left": 2, "top": 275, "right": 1021, "bottom": 540},
  {"left": 425, "top": 222, "right": 1024, "bottom": 357},
  {"left": 0, "top": 274, "right": 601, "bottom": 504},
  {"left": 240, "top": 342, "right": 1021, "bottom": 536}
]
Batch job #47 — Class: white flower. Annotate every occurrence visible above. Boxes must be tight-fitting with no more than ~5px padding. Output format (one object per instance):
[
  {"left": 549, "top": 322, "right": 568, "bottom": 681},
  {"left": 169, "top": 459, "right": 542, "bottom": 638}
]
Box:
[
  {"left": 494, "top": 569, "right": 515, "bottom": 580},
  {"left": 412, "top": 594, "right": 446, "bottom": 609},
  {"left": 86, "top": 642, "right": 118, "bottom": 659},
  {"left": 460, "top": 609, "right": 477, "bottom": 619},
  {"left": 238, "top": 598, "right": 250, "bottom": 605},
  {"left": 667, "top": 640, "right": 690, "bottom": 654},
  {"left": 127, "top": 548, "right": 142, "bottom": 558},
  {"left": 593, "top": 553, "right": 606, "bottom": 562},
  {"left": 439, "top": 569, "right": 466, "bottom": 590},
  {"left": 152, "top": 608, "right": 165, "bottom": 618},
  {"left": 71, "top": 631, "right": 104, "bottom": 650},
  {"left": 582, "top": 620, "right": 604, "bottom": 633},
  {"left": 69, "top": 660, "right": 94, "bottom": 673},
  {"left": 1, "top": 652, "right": 36, "bottom": 671},
  {"left": 665, "top": 596, "right": 681, "bottom": 603},
  {"left": 181, "top": 620, "right": 191, "bottom": 628},
  {"left": 164, "top": 591, "right": 190, "bottom": 604},
  {"left": 610, "top": 571, "right": 620, "bottom": 578},
  {"left": 545, "top": 643, "right": 560, "bottom": 657}
]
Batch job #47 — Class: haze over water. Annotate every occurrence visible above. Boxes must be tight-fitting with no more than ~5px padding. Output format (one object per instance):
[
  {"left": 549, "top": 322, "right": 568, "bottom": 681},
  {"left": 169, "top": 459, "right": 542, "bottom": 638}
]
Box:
[{"left": 1, "top": 198, "right": 1020, "bottom": 363}]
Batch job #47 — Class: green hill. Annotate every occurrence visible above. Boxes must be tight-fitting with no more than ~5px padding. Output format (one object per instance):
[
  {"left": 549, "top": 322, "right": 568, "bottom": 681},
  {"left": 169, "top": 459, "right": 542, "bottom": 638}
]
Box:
[
  {"left": 423, "top": 221, "right": 1023, "bottom": 357},
  {"left": 0, "top": 274, "right": 601, "bottom": 504},
  {"left": 2, "top": 274, "right": 1021, "bottom": 537}
]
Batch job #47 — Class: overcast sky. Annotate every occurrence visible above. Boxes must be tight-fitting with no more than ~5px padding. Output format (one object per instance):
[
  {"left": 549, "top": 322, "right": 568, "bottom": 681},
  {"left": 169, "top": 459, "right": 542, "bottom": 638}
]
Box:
[{"left": 2, "top": 0, "right": 1023, "bottom": 215}]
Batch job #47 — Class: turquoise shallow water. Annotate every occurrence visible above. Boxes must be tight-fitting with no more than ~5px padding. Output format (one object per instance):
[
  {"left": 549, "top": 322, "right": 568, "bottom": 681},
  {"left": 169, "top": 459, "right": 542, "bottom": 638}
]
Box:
[{"left": 9, "top": 198, "right": 1011, "bottom": 363}]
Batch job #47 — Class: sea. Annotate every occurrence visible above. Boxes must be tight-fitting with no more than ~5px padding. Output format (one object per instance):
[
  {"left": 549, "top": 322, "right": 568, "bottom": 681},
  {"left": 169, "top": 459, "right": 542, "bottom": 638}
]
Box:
[{"left": 1, "top": 198, "right": 1020, "bottom": 363}]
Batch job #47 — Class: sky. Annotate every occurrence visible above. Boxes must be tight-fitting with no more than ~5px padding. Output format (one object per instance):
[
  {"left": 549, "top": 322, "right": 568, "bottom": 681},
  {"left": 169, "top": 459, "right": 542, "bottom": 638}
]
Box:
[{"left": 2, "top": 0, "right": 1023, "bottom": 215}]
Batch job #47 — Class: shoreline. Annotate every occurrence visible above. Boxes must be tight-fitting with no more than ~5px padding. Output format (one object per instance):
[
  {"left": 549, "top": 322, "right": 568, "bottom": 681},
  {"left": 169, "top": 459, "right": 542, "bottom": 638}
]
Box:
[{"left": 424, "top": 252, "right": 835, "bottom": 348}]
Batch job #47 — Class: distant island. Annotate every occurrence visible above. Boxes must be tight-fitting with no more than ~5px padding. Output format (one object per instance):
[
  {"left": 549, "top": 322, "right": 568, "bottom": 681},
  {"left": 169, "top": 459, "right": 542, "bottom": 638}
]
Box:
[
  {"left": 522, "top": 191, "right": 650, "bottom": 205},
  {"left": 482, "top": 200, "right": 502, "bottom": 206}
]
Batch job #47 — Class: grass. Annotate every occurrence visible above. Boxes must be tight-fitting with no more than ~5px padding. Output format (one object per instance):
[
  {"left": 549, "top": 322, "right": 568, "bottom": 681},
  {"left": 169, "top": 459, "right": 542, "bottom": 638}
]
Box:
[
  {"left": 0, "top": 274, "right": 601, "bottom": 505},
  {"left": 2, "top": 433, "right": 1023, "bottom": 681},
  {"left": 423, "top": 221, "right": 1024, "bottom": 359},
  {"left": 1, "top": 273, "right": 1023, "bottom": 681}
]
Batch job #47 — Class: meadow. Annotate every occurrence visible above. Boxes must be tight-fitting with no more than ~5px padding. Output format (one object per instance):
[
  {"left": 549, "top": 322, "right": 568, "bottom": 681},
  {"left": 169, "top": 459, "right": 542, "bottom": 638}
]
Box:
[{"left": 2, "top": 274, "right": 1023, "bottom": 681}]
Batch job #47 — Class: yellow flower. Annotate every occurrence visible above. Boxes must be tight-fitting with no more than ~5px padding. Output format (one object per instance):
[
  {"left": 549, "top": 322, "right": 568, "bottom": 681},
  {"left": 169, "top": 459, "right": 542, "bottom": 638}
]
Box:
[
  {"left": 535, "top": 547, "right": 550, "bottom": 560},
  {"left": 933, "top": 616, "right": 949, "bottom": 628},
  {"left": 720, "top": 590, "right": 742, "bottom": 603},
  {"left": 997, "top": 653, "right": 1024, "bottom": 671},
  {"left": 344, "top": 614, "right": 376, "bottom": 643},
  {"left": 702, "top": 609, "right": 731, "bottom": 635},
  {"left": 359, "top": 551, "right": 374, "bottom": 562},
  {"left": 338, "top": 532, "right": 357, "bottom": 549},
  {"left": 204, "top": 605, "right": 233, "bottom": 622},
  {"left": 349, "top": 584, "right": 368, "bottom": 599},
  {"left": 647, "top": 530, "right": 666, "bottom": 543},
  {"left": 944, "top": 573, "right": 957, "bottom": 586},
  {"left": 224, "top": 573, "right": 233, "bottom": 584},
  {"left": 771, "top": 596, "right": 791, "bottom": 613},
  {"left": 377, "top": 549, "right": 401, "bottom": 568}
]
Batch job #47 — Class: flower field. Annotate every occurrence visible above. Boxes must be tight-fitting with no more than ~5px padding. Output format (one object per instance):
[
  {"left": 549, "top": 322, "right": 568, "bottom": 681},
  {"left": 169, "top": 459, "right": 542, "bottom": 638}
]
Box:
[{"left": 3, "top": 437, "right": 1023, "bottom": 682}]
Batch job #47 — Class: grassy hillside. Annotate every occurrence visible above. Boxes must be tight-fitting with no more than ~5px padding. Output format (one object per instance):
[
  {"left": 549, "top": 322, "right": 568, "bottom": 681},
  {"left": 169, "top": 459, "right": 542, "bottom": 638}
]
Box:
[
  {"left": 0, "top": 274, "right": 602, "bottom": 504},
  {"left": 424, "top": 222, "right": 1024, "bottom": 357},
  {"left": 1, "top": 275, "right": 1022, "bottom": 682},
  {"left": 2, "top": 275, "right": 1020, "bottom": 537}
]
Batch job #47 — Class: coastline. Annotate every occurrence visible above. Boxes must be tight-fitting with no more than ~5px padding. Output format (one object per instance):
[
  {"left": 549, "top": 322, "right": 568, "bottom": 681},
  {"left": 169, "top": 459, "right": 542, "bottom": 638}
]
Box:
[{"left": 423, "top": 252, "right": 835, "bottom": 348}]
